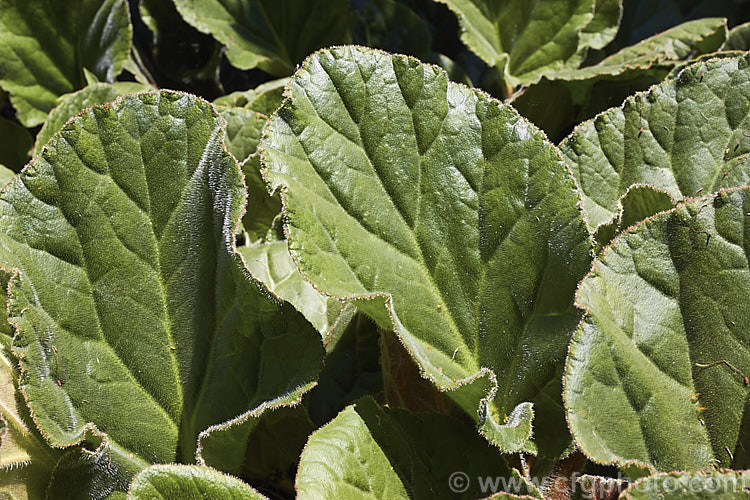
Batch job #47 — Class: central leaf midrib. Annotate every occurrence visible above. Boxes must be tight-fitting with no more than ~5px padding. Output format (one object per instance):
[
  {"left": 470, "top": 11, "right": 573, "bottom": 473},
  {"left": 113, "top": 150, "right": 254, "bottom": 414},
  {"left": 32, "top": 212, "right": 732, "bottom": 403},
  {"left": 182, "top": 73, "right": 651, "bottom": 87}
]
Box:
[
  {"left": 255, "top": 0, "right": 291, "bottom": 67},
  {"left": 52, "top": 117, "right": 182, "bottom": 431},
  {"left": 132, "top": 111, "right": 185, "bottom": 428},
  {"left": 305, "top": 59, "right": 474, "bottom": 371},
  {"left": 7, "top": 136, "right": 178, "bottom": 462}
]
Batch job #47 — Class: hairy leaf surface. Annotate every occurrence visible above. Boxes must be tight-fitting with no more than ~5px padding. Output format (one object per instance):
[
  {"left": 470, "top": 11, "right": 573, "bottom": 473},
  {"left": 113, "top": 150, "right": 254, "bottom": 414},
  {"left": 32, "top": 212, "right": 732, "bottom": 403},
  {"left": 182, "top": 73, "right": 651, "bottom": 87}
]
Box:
[
  {"left": 560, "top": 53, "right": 750, "bottom": 232},
  {"left": 262, "top": 46, "right": 592, "bottom": 450},
  {"left": 128, "top": 464, "right": 262, "bottom": 499},
  {"left": 217, "top": 107, "right": 267, "bottom": 165},
  {"left": 0, "top": 92, "right": 323, "bottom": 473},
  {"left": 34, "top": 83, "right": 150, "bottom": 156},
  {"left": 566, "top": 188, "right": 750, "bottom": 471}
]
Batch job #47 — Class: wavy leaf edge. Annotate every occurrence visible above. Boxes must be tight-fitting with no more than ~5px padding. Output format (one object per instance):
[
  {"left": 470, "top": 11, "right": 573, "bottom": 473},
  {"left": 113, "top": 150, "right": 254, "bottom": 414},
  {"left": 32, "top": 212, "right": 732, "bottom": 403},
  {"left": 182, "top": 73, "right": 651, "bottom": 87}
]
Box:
[
  {"left": 3, "top": 89, "right": 322, "bottom": 468},
  {"left": 258, "top": 44, "right": 594, "bottom": 452},
  {"left": 563, "top": 186, "right": 750, "bottom": 473}
]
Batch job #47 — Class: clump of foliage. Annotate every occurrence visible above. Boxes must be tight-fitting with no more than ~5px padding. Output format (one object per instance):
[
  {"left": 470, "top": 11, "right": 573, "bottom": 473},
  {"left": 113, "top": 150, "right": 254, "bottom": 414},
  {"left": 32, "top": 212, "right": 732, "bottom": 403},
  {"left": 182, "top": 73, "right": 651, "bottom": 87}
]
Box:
[{"left": 2, "top": 1, "right": 750, "bottom": 499}]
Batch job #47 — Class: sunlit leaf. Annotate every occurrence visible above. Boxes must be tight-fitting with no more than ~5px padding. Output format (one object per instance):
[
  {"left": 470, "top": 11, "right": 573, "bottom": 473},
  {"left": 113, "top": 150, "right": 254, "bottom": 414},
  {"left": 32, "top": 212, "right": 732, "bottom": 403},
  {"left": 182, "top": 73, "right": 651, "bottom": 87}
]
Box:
[{"left": 262, "top": 46, "right": 592, "bottom": 450}]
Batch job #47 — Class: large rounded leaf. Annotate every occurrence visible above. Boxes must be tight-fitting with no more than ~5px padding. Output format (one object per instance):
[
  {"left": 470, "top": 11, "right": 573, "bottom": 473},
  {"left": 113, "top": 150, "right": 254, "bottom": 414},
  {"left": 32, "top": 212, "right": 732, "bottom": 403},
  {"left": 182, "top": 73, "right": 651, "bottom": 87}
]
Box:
[
  {"left": 565, "top": 188, "right": 750, "bottom": 471},
  {"left": 262, "top": 46, "right": 592, "bottom": 450},
  {"left": 560, "top": 52, "right": 750, "bottom": 231},
  {"left": 511, "top": 17, "right": 727, "bottom": 141},
  {"left": 0, "top": 92, "right": 323, "bottom": 472},
  {"left": 34, "top": 82, "right": 150, "bottom": 156},
  {"left": 0, "top": 0, "right": 132, "bottom": 126}
]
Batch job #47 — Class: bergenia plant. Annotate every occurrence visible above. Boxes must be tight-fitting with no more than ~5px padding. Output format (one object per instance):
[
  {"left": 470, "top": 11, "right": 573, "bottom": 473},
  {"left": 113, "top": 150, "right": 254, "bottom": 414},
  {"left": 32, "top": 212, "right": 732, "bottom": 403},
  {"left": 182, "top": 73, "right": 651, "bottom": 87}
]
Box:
[{"left": 1, "top": 0, "right": 750, "bottom": 498}]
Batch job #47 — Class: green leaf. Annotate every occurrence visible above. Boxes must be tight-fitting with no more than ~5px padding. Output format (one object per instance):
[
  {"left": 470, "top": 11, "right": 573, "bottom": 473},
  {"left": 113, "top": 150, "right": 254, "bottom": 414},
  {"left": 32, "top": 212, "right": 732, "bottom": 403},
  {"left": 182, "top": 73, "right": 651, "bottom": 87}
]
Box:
[
  {"left": 128, "top": 464, "right": 263, "bottom": 499},
  {"left": 593, "top": 185, "right": 676, "bottom": 251},
  {"left": 665, "top": 50, "right": 747, "bottom": 81},
  {"left": 594, "top": 18, "right": 726, "bottom": 69},
  {"left": 262, "top": 46, "right": 592, "bottom": 450},
  {"left": 724, "top": 21, "right": 750, "bottom": 51},
  {"left": 0, "top": 271, "right": 13, "bottom": 340},
  {"left": 0, "top": 92, "right": 323, "bottom": 473},
  {"left": 0, "top": 461, "right": 55, "bottom": 500},
  {"left": 296, "top": 397, "right": 533, "bottom": 499},
  {"left": 228, "top": 406, "right": 315, "bottom": 497},
  {"left": 615, "top": 0, "right": 738, "bottom": 48},
  {"left": 422, "top": 53, "right": 474, "bottom": 87},
  {"left": 217, "top": 107, "right": 267, "bottom": 165},
  {"left": 565, "top": 188, "right": 750, "bottom": 471},
  {"left": 0, "top": 118, "right": 31, "bottom": 171},
  {"left": 0, "top": 165, "right": 15, "bottom": 194},
  {"left": 525, "top": 376, "right": 575, "bottom": 477},
  {"left": 511, "top": 18, "right": 727, "bottom": 141},
  {"left": 1, "top": 351, "right": 32, "bottom": 469},
  {"left": 620, "top": 469, "right": 750, "bottom": 499},
  {"left": 171, "top": 0, "right": 350, "bottom": 75},
  {"left": 0, "top": 0, "right": 133, "bottom": 126},
  {"left": 47, "top": 443, "right": 149, "bottom": 500},
  {"left": 350, "top": 0, "right": 432, "bottom": 57},
  {"left": 239, "top": 239, "right": 347, "bottom": 336},
  {"left": 239, "top": 156, "right": 282, "bottom": 242},
  {"left": 0, "top": 350, "right": 61, "bottom": 499},
  {"left": 579, "top": 0, "right": 623, "bottom": 51},
  {"left": 34, "top": 82, "right": 150, "bottom": 156},
  {"left": 510, "top": 67, "right": 666, "bottom": 143},
  {"left": 560, "top": 52, "right": 750, "bottom": 231},
  {"left": 435, "top": 0, "right": 600, "bottom": 86},
  {"left": 213, "top": 78, "right": 288, "bottom": 116}
]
